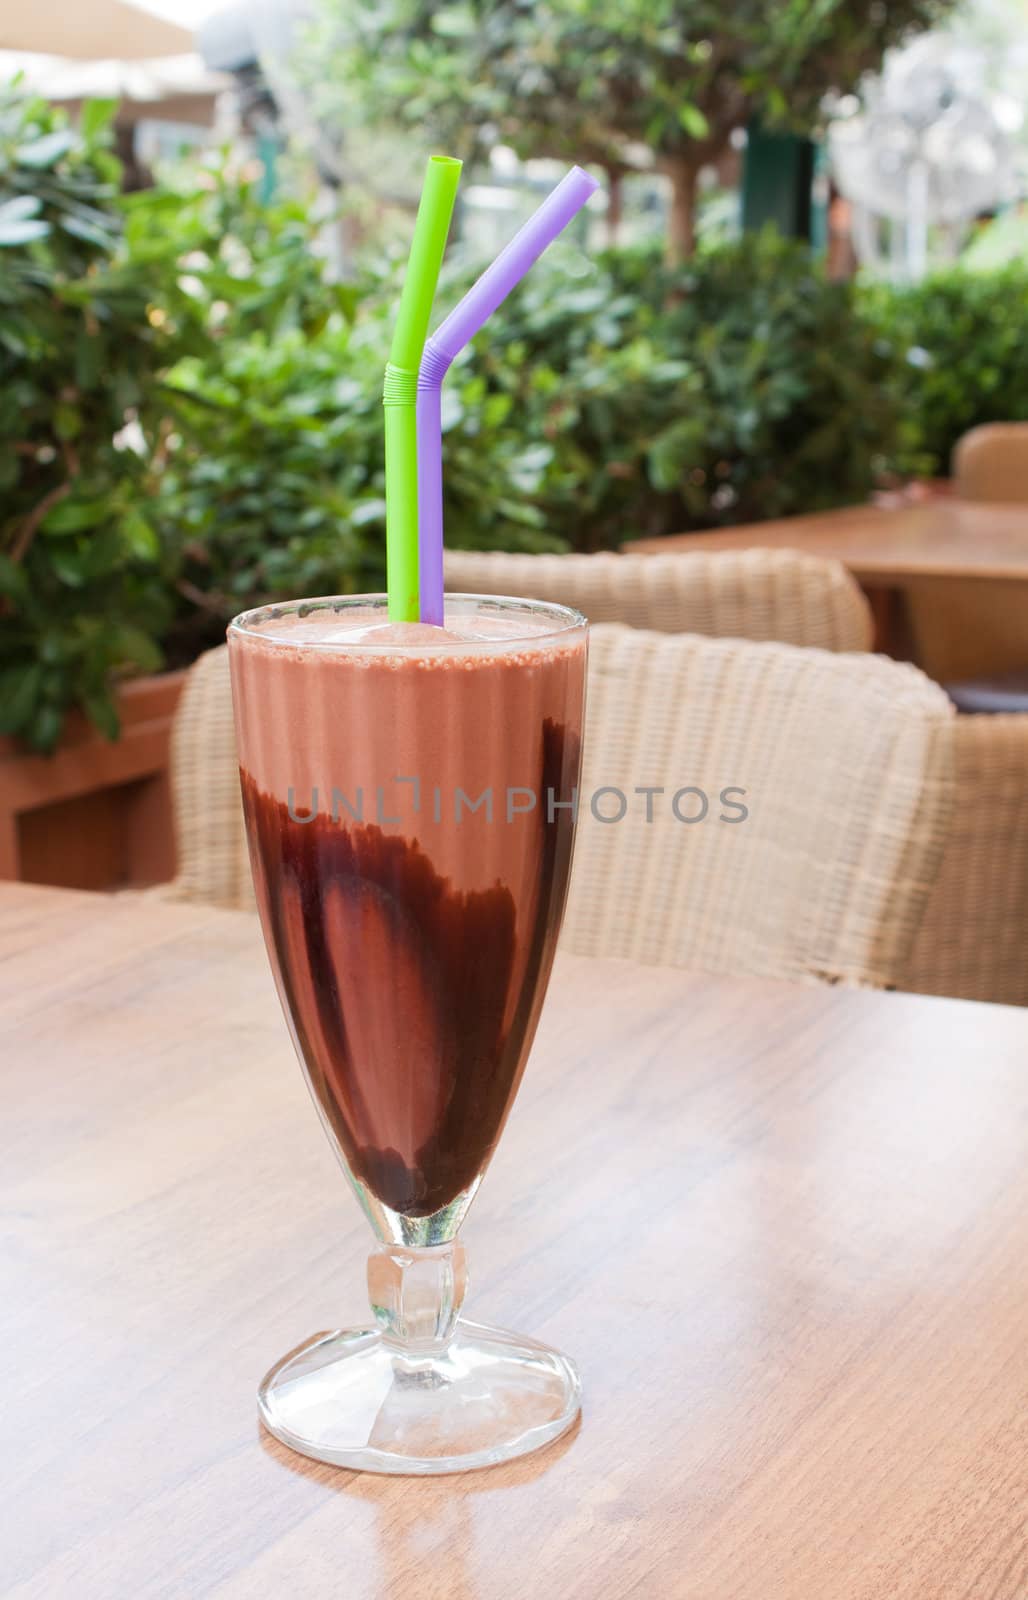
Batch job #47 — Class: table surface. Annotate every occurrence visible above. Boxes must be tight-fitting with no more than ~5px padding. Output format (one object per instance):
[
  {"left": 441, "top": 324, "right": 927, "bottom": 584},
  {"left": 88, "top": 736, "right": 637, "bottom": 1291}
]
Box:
[
  {"left": 628, "top": 500, "right": 1028, "bottom": 584},
  {"left": 3, "top": 883, "right": 1027, "bottom": 1600}
]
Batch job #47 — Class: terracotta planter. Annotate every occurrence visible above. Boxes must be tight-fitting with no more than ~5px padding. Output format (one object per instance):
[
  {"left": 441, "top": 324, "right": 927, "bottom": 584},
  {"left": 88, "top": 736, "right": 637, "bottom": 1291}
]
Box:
[{"left": 0, "top": 670, "right": 186, "bottom": 892}]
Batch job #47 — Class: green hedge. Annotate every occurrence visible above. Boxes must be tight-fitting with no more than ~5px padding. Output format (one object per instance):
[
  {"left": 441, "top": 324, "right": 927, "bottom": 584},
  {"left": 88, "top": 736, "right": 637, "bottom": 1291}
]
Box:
[
  {"left": 459, "top": 234, "right": 900, "bottom": 550},
  {"left": 154, "top": 231, "right": 905, "bottom": 668},
  {"left": 0, "top": 92, "right": 366, "bottom": 745},
  {"left": 0, "top": 91, "right": 187, "bottom": 749},
  {"left": 3, "top": 87, "right": 1026, "bottom": 751},
  {"left": 157, "top": 268, "right": 571, "bottom": 667},
  {"left": 863, "top": 264, "right": 1028, "bottom": 477}
]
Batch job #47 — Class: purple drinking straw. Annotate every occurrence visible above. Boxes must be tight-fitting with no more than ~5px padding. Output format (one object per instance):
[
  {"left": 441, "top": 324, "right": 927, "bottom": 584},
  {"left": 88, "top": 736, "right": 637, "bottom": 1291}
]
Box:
[{"left": 416, "top": 165, "right": 599, "bottom": 624}]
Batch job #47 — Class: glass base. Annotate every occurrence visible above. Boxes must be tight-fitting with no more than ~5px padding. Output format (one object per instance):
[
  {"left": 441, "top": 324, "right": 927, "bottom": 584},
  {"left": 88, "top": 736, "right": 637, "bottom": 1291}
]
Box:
[{"left": 258, "top": 1318, "right": 581, "bottom": 1475}]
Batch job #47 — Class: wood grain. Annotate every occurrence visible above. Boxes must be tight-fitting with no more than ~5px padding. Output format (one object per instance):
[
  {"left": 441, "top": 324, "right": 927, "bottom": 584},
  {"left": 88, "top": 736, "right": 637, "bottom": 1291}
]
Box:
[
  {"left": 627, "top": 501, "right": 1028, "bottom": 585},
  {"left": 1, "top": 883, "right": 1026, "bottom": 1600}
]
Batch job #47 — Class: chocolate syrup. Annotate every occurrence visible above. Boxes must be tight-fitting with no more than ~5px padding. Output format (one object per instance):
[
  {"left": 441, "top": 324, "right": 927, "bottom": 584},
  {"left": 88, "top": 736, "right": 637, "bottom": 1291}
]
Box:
[{"left": 240, "top": 720, "right": 580, "bottom": 1217}]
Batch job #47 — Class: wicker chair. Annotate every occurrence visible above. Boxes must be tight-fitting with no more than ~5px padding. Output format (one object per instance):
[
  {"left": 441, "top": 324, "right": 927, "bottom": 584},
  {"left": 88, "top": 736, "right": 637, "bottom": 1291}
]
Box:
[
  {"left": 940, "top": 425, "right": 1028, "bottom": 718},
  {"left": 162, "top": 626, "right": 1028, "bottom": 1002},
  {"left": 903, "top": 714, "right": 1028, "bottom": 1006},
  {"left": 952, "top": 423, "right": 1028, "bottom": 504},
  {"left": 444, "top": 548, "right": 872, "bottom": 652},
  {"left": 162, "top": 643, "right": 254, "bottom": 912},
  {"left": 562, "top": 625, "right": 954, "bottom": 988}
]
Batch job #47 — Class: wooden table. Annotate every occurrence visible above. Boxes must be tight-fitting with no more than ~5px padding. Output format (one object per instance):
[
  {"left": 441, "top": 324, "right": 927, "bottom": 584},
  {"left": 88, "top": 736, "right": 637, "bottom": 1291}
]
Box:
[
  {"left": 630, "top": 502, "right": 1028, "bottom": 681},
  {"left": 3, "top": 883, "right": 1027, "bottom": 1600}
]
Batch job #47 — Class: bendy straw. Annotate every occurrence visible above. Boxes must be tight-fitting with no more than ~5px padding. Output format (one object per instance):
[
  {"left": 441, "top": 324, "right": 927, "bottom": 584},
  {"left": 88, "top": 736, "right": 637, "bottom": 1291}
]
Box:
[
  {"left": 416, "top": 165, "right": 598, "bottom": 625},
  {"left": 384, "top": 154, "right": 462, "bottom": 621}
]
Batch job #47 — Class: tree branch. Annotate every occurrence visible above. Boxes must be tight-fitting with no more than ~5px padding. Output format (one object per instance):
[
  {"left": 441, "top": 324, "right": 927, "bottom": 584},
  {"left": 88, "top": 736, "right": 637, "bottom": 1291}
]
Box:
[{"left": 9, "top": 483, "right": 70, "bottom": 565}]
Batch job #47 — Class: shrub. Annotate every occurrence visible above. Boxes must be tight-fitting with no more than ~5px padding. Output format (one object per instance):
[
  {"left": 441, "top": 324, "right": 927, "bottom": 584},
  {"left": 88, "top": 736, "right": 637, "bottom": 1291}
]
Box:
[
  {"left": 0, "top": 90, "right": 566, "bottom": 747},
  {"left": 455, "top": 231, "right": 901, "bottom": 549},
  {"left": 863, "top": 265, "right": 1028, "bottom": 477},
  {"left": 160, "top": 230, "right": 899, "bottom": 623},
  {"left": 0, "top": 90, "right": 194, "bottom": 751},
  {"left": 0, "top": 92, "right": 355, "bottom": 749},
  {"left": 155, "top": 268, "right": 566, "bottom": 664}
]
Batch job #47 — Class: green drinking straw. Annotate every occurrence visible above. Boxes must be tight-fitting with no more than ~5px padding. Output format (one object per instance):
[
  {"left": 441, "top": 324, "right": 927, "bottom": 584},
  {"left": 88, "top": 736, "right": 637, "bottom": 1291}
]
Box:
[{"left": 384, "top": 155, "right": 462, "bottom": 621}]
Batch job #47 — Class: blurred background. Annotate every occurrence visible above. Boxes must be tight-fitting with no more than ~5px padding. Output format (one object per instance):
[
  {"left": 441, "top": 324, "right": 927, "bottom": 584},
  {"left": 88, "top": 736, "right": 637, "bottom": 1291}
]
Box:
[{"left": 1, "top": 0, "right": 1027, "bottom": 929}]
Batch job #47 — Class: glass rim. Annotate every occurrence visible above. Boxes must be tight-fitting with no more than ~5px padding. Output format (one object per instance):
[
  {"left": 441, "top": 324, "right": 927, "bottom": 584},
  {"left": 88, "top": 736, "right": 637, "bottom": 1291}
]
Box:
[{"left": 227, "top": 593, "right": 588, "bottom": 653}]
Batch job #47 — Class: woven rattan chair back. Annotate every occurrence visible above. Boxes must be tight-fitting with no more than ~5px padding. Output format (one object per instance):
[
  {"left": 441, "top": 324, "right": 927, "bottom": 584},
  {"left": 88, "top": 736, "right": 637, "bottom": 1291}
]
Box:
[
  {"left": 164, "top": 644, "right": 254, "bottom": 911},
  {"left": 444, "top": 547, "right": 872, "bottom": 652},
  {"left": 952, "top": 424, "right": 1028, "bottom": 504},
  {"left": 903, "top": 713, "right": 1028, "bottom": 1005},
  {"left": 562, "top": 624, "right": 954, "bottom": 987}
]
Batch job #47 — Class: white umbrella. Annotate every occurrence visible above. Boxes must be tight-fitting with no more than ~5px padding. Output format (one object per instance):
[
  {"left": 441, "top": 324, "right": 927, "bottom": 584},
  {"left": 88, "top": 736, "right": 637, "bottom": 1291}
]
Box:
[
  {"left": 0, "top": 0, "right": 192, "bottom": 61},
  {"left": 0, "top": 50, "right": 228, "bottom": 124}
]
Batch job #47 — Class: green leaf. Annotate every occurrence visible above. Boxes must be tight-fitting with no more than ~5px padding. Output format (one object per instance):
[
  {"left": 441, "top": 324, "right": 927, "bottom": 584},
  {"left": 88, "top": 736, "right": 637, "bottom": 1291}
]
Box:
[
  {"left": 430, "top": 7, "right": 476, "bottom": 36},
  {"left": 0, "top": 555, "right": 29, "bottom": 603},
  {"left": 42, "top": 498, "right": 108, "bottom": 535},
  {"left": 37, "top": 632, "right": 67, "bottom": 665},
  {"left": 677, "top": 103, "right": 710, "bottom": 139},
  {"left": 54, "top": 402, "right": 82, "bottom": 440},
  {"left": 350, "top": 498, "right": 387, "bottom": 528},
  {"left": 59, "top": 213, "right": 118, "bottom": 250},
  {"left": 81, "top": 689, "right": 120, "bottom": 741},
  {"left": 121, "top": 509, "right": 160, "bottom": 561},
  {"left": 0, "top": 217, "right": 50, "bottom": 246},
  {"left": 333, "top": 283, "right": 362, "bottom": 322},
  {"left": 647, "top": 419, "right": 706, "bottom": 491},
  {"left": 49, "top": 548, "right": 88, "bottom": 586},
  {"left": 110, "top": 625, "right": 162, "bottom": 674},
  {"left": 0, "top": 195, "right": 42, "bottom": 224},
  {"left": 16, "top": 129, "right": 76, "bottom": 168},
  {"left": 80, "top": 99, "right": 118, "bottom": 140},
  {"left": 0, "top": 664, "right": 43, "bottom": 734},
  {"left": 32, "top": 704, "right": 65, "bottom": 752},
  {"left": 75, "top": 326, "right": 103, "bottom": 390}
]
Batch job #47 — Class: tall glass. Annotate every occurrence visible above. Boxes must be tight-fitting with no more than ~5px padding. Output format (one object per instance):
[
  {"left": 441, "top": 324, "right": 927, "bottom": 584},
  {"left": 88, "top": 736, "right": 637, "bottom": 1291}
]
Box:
[{"left": 228, "top": 594, "right": 588, "bottom": 1473}]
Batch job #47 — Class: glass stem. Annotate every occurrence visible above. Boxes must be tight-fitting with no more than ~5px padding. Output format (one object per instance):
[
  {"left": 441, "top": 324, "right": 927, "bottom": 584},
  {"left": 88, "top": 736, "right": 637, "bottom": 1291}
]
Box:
[{"left": 367, "top": 1240, "right": 468, "bottom": 1355}]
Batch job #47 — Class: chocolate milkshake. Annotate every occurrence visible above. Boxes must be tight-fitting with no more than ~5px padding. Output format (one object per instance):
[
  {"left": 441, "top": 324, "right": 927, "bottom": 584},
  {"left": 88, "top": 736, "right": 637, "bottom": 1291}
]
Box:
[{"left": 228, "top": 596, "right": 587, "bottom": 1235}]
